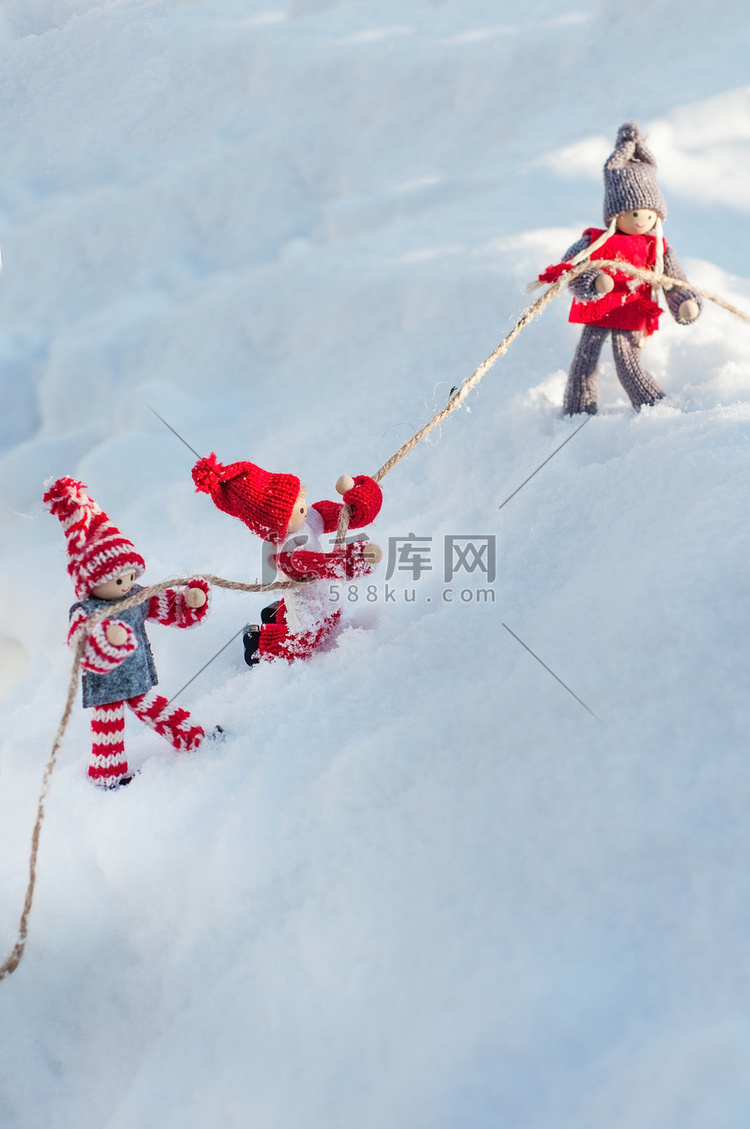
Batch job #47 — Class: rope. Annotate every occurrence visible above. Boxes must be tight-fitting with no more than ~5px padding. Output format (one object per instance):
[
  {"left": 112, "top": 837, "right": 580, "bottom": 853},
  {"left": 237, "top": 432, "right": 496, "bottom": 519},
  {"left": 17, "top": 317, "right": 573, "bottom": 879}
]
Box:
[
  {"left": 330, "top": 261, "right": 596, "bottom": 546},
  {"left": 585, "top": 260, "right": 750, "bottom": 324},
  {"left": 0, "top": 638, "right": 86, "bottom": 980},
  {"left": 3, "top": 254, "right": 748, "bottom": 981},
  {"left": 372, "top": 259, "right": 595, "bottom": 484}
]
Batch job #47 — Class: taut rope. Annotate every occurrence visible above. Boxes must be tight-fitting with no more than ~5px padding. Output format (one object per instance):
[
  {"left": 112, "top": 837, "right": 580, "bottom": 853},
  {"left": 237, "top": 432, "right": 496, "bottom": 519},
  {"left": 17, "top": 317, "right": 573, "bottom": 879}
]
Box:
[{"left": 582, "top": 260, "right": 750, "bottom": 324}]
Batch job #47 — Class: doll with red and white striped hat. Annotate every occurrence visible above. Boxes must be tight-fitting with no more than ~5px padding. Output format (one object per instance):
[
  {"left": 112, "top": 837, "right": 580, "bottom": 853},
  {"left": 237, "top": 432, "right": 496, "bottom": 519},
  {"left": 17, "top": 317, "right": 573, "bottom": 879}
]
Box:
[{"left": 44, "top": 476, "right": 219, "bottom": 790}]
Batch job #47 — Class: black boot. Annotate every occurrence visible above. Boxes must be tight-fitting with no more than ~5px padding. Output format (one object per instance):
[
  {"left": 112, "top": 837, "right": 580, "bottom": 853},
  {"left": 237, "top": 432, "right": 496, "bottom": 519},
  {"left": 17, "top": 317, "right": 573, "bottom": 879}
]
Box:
[
  {"left": 243, "top": 604, "right": 281, "bottom": 668},
  {"left": 243, "top": 624, "right": 261, "bottom": 667},
  {"left": 261, "top": 601, "right": 280, "bottom": 624}
]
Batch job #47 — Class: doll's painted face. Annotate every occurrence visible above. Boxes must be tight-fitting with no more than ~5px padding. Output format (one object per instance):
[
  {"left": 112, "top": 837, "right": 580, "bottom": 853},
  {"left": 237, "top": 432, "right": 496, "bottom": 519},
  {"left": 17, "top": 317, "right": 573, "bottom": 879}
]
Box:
[
  {"left": 616, "top": 209, "right": 659, "bottom": 235},
  {"left": 91, "top": 571, "right": 137, "bottom": 600},
  {"left": 285, "top": 486, "right": 308, "bottom": 535}
]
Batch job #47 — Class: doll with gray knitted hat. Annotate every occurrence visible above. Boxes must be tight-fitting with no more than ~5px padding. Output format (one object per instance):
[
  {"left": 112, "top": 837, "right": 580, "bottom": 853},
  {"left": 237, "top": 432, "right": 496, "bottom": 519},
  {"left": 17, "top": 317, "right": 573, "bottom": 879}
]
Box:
[{"left": 537, "top": 121, "right": 701, "bottom": 415}]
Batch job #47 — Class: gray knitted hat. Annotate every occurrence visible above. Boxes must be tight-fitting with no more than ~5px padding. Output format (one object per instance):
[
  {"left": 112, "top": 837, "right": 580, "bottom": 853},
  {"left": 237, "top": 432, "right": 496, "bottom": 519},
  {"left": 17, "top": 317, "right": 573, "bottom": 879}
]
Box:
[{"left": 603, "top": 122, "right": 667, "bottom": 225}]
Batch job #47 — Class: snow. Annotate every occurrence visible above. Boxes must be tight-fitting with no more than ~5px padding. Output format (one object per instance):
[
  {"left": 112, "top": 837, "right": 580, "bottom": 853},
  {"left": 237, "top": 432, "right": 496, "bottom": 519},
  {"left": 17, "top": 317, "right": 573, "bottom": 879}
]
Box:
[{"left": 2, "top": 1, "right": 750, "bottom": 1125}]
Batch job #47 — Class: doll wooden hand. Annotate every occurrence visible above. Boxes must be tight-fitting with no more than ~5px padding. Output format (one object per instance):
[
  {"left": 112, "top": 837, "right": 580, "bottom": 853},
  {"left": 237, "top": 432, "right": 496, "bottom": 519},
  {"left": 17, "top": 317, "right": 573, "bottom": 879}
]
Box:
[
  {"left": 184, "top": 585, "right": 207, "bottom": 609},
  {"left": 679, "top": 299, "right": 700, "bottom": 322},
  {"left": 594, "top": 272, "right": 615, "bottom": 295},
  {"left": 362, "top": 542, "right": 383, "bottom": 565},
  {"left": 105, "top": 622, "right": 130, "bottom": 646}
]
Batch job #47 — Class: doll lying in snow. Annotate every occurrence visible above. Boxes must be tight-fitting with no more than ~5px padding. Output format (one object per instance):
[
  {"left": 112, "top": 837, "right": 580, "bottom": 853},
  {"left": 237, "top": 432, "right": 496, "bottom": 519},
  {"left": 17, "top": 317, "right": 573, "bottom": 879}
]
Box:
[
  {"left": 44, "top": 477, "right": 220, "bottom": 790},
  {"left": 191, "top": 454, "right": 383, "bottom": 664},
  {"left": 537, "top": 121, "right": 702, "bottom": 415}
]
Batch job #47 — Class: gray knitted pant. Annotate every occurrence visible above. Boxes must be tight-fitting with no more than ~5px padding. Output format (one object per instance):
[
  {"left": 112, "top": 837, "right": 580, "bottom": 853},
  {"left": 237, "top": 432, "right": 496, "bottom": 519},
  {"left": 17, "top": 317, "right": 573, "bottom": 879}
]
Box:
[{"left": 563, "top": 326, "right": 665, "bottom": 415}]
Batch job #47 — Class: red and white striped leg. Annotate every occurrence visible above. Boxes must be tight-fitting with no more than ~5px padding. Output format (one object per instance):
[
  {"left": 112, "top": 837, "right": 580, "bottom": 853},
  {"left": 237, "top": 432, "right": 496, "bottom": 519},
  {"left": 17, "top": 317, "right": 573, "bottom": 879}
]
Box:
[
  {"left": 89, "top": 701, "right": 129, "bottom": 787},
  {"left": 127, "top": 692, "right": 205, "bottom": 752}
]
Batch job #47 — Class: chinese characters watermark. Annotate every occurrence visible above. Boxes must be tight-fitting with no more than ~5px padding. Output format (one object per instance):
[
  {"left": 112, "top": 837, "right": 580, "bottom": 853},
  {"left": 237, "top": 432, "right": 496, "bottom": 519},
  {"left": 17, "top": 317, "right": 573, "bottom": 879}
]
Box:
[
  {"left": 384, "top": 533, "right": 433, "bottom": 581},
  {"left": 383, "top": 533, "right": 497, "bottom": 583}
]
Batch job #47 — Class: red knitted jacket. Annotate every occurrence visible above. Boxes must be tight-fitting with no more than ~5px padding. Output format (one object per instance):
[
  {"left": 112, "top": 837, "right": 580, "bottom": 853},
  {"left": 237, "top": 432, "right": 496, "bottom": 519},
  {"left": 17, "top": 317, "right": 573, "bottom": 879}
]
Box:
[{"left": 540, "top": 228, "right": 664, "bottom": 336}]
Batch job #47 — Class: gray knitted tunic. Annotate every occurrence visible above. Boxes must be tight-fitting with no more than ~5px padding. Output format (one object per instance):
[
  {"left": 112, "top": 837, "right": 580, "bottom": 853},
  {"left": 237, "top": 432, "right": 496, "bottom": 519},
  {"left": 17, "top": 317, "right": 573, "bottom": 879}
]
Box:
[{"left": 71, "top": 584, "right": 158, "bottom": 708}]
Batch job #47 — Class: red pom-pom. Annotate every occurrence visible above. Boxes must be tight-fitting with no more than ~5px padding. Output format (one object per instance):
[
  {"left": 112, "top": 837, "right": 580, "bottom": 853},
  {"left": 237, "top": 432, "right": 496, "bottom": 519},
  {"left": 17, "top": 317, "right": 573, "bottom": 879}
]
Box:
[
  {"left": 42, "top": 476, "right": 88, "bottom": 518},
  {"left": 191, "top": 453, "right": 225, "bottom": 494}
]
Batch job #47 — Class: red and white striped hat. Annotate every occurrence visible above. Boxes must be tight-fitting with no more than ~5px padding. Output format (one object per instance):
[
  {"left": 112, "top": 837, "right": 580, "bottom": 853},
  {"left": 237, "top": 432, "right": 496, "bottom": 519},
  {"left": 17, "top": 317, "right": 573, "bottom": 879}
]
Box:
[{"left": 43, "top": 477, "right": 145, "bottom": 599}]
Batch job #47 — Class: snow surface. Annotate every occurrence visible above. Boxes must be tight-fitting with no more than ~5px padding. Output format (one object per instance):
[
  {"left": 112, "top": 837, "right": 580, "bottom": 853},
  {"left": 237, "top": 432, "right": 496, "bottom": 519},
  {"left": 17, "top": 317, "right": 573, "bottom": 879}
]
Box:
[{"left": 2, "top": 1, "right": 750, "bottom": 1126}]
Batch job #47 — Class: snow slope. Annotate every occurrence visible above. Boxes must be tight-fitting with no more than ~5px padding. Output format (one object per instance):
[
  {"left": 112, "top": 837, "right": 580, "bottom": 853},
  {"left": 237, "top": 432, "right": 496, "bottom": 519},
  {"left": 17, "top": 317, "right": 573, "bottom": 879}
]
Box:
[{"left": 2, "top": 1, "right": 750, "bottom": 1126}]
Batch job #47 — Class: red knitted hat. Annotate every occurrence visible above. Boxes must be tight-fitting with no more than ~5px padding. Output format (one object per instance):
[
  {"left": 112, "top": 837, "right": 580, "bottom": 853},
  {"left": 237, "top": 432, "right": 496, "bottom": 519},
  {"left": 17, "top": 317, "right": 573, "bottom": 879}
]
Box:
[
  {"left": 192, "top": 453, "right": 301, "bottom": 543},
  {"left": 43, "top": 477, "right": 146, "bottom": 600}
]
